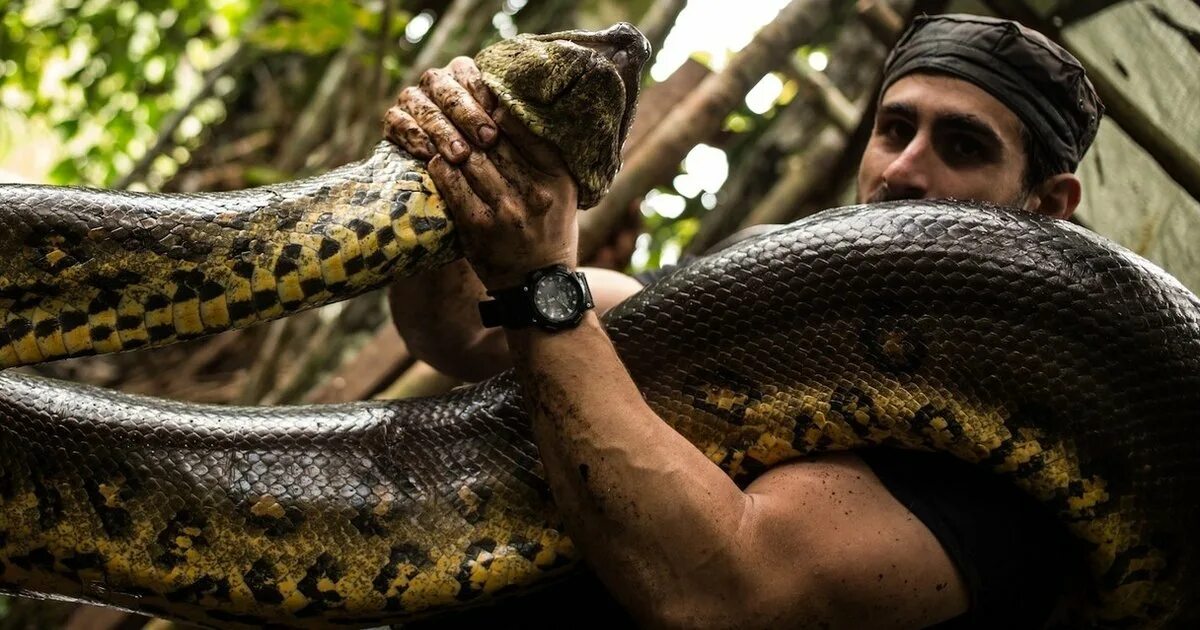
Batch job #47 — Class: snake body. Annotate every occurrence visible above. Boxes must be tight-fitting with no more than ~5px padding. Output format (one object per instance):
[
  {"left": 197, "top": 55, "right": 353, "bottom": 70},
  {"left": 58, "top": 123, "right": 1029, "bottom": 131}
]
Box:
[
  {"left": 0, "top": 24, "right": 649, "bottom": 368},
  {"left": 0, "top": 142, "right": 455, "bottom": 367},
  {"left": 1, "top": 25, "right": 1199, "bottom": 630}
]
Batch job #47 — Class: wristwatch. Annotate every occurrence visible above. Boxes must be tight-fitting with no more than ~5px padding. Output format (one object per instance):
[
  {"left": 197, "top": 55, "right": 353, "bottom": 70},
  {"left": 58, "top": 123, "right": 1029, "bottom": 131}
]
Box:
[{"left": 479, "top": 264, "right": 594, "bottom": 331}]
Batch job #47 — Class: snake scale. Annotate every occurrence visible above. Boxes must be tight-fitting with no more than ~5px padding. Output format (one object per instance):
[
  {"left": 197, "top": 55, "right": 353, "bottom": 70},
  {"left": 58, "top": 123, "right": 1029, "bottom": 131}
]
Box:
[{"left": 0, "top": 22, "right": 1199, "bottom": 630}]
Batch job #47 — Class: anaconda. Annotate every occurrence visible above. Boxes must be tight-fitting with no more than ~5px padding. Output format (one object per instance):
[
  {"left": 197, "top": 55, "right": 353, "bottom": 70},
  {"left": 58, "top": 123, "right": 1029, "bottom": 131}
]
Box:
[{"left": 1, "top": 25, "right": 1199, "bottom": 630}]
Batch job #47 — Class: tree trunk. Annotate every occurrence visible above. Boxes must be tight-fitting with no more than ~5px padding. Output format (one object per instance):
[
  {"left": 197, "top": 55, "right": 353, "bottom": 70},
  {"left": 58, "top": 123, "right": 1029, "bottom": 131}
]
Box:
[
  {"left": 274, "top": 44, "right": 361, "bottom": 173},
  {"left": 738, "top": 124, "right": 849, "bottom": 228},
  {"left": 687, "top": 1, "right": 901, "bottom": 253},
  {"left": 578, "top": 0, "right": 840, "bottom": 260}
]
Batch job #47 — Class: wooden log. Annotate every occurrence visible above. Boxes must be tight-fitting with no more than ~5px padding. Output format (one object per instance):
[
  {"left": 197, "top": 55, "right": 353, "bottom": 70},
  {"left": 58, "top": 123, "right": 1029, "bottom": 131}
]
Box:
[
  {"left": 982, "top": 0, "right": 1200, "bottom": 206},
  {"left": 375, "top": 360, "right": 461, "bottom": 399},
  {"left": 621, "top": 59, "right": 713, "bottom": 157},
  {"left": 856, "top": 0, "right": 905, "bottom": 47},
  {"left": 738, "top": 125, "right": 850, "bottom": 228},
  {"left": 779, "top": 58, "right": 859, "bottom": 134},
  {"left": 689, "top": 2, "right": 894, "bottom": 254}
]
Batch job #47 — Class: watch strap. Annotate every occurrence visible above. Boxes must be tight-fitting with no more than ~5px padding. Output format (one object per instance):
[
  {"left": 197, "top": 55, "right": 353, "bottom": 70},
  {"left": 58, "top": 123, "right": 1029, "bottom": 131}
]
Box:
[{"left": 479, "top": 285, "right": 536, "bottom": 328}]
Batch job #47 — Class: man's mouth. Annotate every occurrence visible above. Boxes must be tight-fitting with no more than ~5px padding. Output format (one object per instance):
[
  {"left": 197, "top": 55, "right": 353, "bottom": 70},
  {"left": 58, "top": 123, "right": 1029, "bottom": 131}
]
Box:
[{"left": 868, "top": 184, "right": 923, "bottom": 204}]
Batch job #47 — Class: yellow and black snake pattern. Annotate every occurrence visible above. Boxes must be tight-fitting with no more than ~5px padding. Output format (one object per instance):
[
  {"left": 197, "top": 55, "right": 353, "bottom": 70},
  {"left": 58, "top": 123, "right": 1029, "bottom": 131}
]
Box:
[{"left": 1, "top": 23, "right": 1199, "bottom": 630}]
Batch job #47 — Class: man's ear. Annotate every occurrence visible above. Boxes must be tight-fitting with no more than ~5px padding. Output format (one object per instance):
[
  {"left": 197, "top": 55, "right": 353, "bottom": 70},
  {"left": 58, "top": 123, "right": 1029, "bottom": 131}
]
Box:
[{"left": 1024, "top": 173, "right": 1082, "bottom": 220}]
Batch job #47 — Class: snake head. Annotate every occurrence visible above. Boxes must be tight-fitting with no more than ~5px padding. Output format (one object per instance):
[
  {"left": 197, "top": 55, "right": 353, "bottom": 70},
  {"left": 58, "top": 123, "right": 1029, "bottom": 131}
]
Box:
[{"left": 474, "top": 23, "right": 651, "bottom": 208}]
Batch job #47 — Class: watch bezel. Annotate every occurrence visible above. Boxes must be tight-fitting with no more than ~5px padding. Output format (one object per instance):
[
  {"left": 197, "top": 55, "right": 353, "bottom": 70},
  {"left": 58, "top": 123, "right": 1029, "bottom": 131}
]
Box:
[
  {"left": 532, "top": 268, "right": 585, "bottom": 325},
  {"left": 526, "top": 265, "right": 593, "bottom": 330}
]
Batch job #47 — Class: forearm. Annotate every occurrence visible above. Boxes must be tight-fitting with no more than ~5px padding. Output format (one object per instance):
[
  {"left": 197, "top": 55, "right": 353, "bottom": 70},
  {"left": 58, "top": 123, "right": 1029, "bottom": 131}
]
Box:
[
  {"left": 389, "top": 259, "right": 511, "bottom": 381},
  {"left": 506, "top": 314, "right": 753, "bottom": 625}
]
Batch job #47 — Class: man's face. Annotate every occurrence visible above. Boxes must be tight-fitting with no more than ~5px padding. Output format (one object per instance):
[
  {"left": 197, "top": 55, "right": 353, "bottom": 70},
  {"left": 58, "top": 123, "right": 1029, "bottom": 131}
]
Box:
[{"left": 857, "top": 73, "right": 1029, "bottom": 206}]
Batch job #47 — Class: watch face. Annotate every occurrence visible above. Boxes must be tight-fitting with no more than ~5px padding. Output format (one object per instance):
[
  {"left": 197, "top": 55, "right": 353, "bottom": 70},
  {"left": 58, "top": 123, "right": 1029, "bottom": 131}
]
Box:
[{"left": 533, "top": 272, "right": 582, "bottom": 323}]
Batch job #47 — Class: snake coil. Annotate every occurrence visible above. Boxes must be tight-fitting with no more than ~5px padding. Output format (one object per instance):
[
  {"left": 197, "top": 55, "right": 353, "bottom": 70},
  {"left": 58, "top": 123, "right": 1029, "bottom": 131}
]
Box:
[{"left": 0, "top": 24, "right": 1197, "bottom": 630}]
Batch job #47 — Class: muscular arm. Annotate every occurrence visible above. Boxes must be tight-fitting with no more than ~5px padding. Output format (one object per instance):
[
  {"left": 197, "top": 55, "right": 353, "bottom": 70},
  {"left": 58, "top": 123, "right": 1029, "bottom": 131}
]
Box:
[
  {"left": 418, "top": 110, "right": 967, "bottom": 629},
  {"left": 506, "top": 314, "right": 968, "bottom": 628}
]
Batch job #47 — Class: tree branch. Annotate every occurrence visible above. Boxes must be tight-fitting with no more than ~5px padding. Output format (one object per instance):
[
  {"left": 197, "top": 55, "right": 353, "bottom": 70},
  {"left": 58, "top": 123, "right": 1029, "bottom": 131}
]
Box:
[
  {"left": 688, "top": 1, "right": 891, "bottom": 254},
  {"left": 274, "top": 42, "right": 361, "bottom": 173},
  {"left": 779, "top": 56, "right": 858, "bottom": 133},
  {"left": 400, "top": 0, "right": 489, "bottom": 89}
]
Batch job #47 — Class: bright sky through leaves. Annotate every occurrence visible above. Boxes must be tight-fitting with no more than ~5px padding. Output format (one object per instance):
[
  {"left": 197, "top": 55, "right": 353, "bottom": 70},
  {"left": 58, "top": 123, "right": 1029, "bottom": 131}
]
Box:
[{"left": 634, "top": 0, "right": 792, "bottom": 253}]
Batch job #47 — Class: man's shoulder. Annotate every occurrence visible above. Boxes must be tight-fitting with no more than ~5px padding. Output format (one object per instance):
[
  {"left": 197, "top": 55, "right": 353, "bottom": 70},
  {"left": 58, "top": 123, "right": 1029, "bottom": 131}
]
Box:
[
  {"left": 754, "top": 449, "right": 1081, "bottom": 629},
  {"left": 738, "top": 451, "right": 970, "bottom": 627}
]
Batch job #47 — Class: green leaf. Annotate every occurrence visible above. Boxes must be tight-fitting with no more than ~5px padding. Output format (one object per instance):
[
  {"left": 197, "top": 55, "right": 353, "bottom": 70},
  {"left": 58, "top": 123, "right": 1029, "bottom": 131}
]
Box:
[
  {"left": 48, "top": 158, "right": 81, "bottom": 185},
  {"left": 55, "top": 118, "right": 79, "bottom": 137}
]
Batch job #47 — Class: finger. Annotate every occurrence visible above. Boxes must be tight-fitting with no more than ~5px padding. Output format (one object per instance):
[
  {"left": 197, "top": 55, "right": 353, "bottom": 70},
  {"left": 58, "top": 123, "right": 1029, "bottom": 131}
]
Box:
[
  {"left": 429, "top": 156, "right": 491, "bottom": 225},
  {"left": 420, "top": 64, "right": 497, "bottom": 148},
  {"left": 383, "top": 106, "right": 437, "bottom": 159},
  {"left": 485, "top": 137, "right": 558, "bottom": 214},
  {"left": 493, "top": 108, "right": 569, "bottom": 177},
  {"left": 422, "top": 60, "right": 496, "bottom": 148},
  {"left": 459, "top": 150, "right": 518, "bottom": 214},
  {"left": 399, "top": 86, "right": 471, "bottom": 164},
  {"left": 448, "top": 56, "right": 497, "bottom": 114}
]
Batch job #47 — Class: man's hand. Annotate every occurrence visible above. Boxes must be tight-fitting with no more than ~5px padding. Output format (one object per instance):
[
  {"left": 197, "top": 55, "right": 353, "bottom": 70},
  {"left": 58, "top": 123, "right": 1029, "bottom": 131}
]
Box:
[
  {"left": 383, "top": 57, "right": 579, "bottom": 291},
  {"left": 429, "top": 108, "right": 578, "bottom": 290},
  {"left": 382, "top": 57, "right": 605, "bottom": 381},
  {"left": 385, "top": 57, "right": 498, "bottom": 164}
]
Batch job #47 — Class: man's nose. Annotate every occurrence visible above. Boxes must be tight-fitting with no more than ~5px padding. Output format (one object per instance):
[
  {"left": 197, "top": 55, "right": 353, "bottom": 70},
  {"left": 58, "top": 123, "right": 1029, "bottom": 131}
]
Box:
[{"left": 880, "top": 136, "right": 931, "bottom": 200}]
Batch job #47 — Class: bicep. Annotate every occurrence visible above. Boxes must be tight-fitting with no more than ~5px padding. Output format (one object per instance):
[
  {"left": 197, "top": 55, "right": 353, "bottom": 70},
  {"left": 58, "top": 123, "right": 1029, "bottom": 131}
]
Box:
[{"left": 740, "top": 452, "right": 969, "bottom": 629}]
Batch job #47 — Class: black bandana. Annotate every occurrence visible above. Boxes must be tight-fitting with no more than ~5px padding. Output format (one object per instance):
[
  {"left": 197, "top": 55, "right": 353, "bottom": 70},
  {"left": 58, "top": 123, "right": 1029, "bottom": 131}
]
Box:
[{"left": 881, "top": 14, "right": 1104, "bottom": 173}]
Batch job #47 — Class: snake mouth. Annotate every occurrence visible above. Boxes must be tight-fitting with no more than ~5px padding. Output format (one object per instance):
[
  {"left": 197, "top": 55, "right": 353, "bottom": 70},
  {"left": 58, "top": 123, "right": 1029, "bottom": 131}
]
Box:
[
  {"left": 477, "top": 24, "right": 651, "bottom": 206},
  {"left": 567, "top": 23, "right": 651, "bottom": 99},
  {"left": 538, "top": 23, "right": 651, "bottom": 145}
]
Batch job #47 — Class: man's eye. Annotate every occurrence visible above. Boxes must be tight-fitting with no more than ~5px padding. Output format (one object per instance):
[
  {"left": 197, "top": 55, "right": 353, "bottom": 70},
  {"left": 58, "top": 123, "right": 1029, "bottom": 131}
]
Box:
[
  {"left": 950, "top": 135, "right": 984, "bottom": 159},
  {"left": 878, "top": 120, "right": 913, "bottom": 143}
]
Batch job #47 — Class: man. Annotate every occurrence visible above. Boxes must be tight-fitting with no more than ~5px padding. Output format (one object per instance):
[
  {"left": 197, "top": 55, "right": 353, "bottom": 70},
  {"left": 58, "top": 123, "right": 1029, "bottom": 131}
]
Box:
[{"left": 384, "top": 15, "right": 1103, "bottom": 628}]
